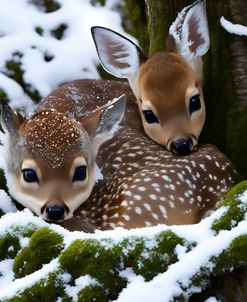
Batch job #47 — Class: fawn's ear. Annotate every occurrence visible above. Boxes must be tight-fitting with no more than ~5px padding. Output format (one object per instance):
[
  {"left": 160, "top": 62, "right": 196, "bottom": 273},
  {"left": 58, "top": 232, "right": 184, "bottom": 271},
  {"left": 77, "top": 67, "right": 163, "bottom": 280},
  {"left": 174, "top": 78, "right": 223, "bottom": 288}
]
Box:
[
  {"left": 0, "top": 99, "right": 26, "bottom": 135},
  {"left": 168, "top": 0, "right": 210, "bottom": 60},
  {"left": 81, "top": 94, "right": 126, "bottom": 153},
  {"left": 91, "top": 26, "right": 146, "bottom": 79}
]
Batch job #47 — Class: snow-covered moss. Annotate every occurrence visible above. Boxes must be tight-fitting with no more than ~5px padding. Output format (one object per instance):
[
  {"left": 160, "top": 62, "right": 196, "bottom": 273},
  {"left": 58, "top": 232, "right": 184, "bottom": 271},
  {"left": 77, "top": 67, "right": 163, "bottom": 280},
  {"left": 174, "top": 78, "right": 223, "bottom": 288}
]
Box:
[
  {"left": 77, "top": 285, "right": 108, "bottom": 302},
  {"left": 0, "top": 235, "right": 20, "bottom": 260},
  {"left": 5, "top": 273, "right": 69, "bottom": 302},
  {"left": 13, "top": 227, "right": 64, "bottom": 278},
  {"left": 212, "top": 181, "right": 247, "bottom": 233},
  {"left": 121, "top": 230, "right": 191, "bottom": 281},
  {"left": 60, "top": 238, "right": 126, "bottom": 301}
]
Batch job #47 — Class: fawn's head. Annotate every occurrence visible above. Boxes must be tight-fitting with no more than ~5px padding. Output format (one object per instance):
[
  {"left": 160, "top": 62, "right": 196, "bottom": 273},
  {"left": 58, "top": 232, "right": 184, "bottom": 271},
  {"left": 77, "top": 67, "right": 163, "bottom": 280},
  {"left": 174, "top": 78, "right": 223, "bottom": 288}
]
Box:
[
  {"left": 0, "top": 95, "right": 126, "bottom": 222},
  {"left": 92, "top": 0, "right": 210, "bottom": 154}
]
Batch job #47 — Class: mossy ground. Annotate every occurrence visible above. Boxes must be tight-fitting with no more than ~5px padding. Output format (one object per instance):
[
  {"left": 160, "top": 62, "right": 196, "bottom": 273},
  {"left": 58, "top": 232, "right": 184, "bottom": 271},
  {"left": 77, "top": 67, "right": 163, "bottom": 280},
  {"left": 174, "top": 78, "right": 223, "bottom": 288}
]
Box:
[
  {"left": 212, "top": 181, "right": 247, "bottom": 232},
  {"left": 13, "top": 227, "right": 64, "bottom": 278},
  {"left": 0, "top": 180, "right": 247, "bottom": 301}
]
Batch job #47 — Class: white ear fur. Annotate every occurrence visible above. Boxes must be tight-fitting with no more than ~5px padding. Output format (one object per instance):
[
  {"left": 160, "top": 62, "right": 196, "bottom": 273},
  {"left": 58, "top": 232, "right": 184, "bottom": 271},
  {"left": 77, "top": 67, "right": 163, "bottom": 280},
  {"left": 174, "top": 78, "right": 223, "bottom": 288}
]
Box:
[
  {"left": 91, "top": 26, "right": 145, "bottom": 79},
  {"left": 92, "top": 94, "right": 126, "bottom": 152},
  {"left": 169, "top": 0, "right": 210, "bottom": 61}
]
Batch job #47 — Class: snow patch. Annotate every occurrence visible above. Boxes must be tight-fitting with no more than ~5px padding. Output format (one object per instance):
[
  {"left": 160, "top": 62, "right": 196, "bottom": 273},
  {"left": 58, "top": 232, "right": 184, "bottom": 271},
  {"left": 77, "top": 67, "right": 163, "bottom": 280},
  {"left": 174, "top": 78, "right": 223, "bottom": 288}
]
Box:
[{"left": 220, "top": 17, "right": 247, "bottom": 36}]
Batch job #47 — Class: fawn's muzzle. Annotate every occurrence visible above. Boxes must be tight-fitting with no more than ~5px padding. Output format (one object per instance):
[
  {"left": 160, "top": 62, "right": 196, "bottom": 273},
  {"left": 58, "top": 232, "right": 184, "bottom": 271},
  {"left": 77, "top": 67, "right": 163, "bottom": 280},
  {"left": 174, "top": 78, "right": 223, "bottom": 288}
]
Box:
[
  {"left": 46, "top": 205, "right": 65, "bottom": 220},
  {"left": 170, "top": 138, "right": 193, "bottom": 155}
]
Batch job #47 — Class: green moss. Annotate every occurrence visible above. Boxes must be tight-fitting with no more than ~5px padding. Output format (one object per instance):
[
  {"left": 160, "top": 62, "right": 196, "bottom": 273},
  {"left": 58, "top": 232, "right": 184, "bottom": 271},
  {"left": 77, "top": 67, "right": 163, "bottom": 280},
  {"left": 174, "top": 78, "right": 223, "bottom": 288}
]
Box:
[
  {"left": 60, "top": 238, "right": 126, "bottom": 300},
  {"left": 78, "top": 285, "right": 108, "bottom": 302},
  {"left": 223, "top": 181, "right": 247, "bottom": 206},
  {"left": 13, "top": 227, "right": 64, "bottom": 278},
  {"left": 122, "top": 231, "right": 186, "bottom": 281},
  {"left": 213, "top": 235, "right": 247, "bottom": 275},
  {"left": 212, "top": 181, "right": 247, "bottom": 233},
  {"left": 35, "top": 27, "right": 44, "bottom": 36},
  {"left": 0, "top": 89, "right": 8, "bottom": 102},
  {"left": 6, "top": 273, "right": 69, "bottom": 302},
  {"left": 122, "top": 0, "right": 149, "bottom": 54},
  {"left": 97, "top": 65, "right": 126, "bottom": 82},
  {"left": 11, "top": 223, "right": 37, "bottom": 238},
  {"left": 0, "top": 235, "right": 20, "bottom": 260}
]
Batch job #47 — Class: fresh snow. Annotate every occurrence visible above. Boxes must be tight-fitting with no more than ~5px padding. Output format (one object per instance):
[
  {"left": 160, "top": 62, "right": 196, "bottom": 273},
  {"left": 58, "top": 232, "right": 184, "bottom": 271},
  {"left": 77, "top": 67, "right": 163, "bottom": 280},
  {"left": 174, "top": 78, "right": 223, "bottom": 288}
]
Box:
[
  {"left": 0, "top": 0, "right": 135, "bottom": 112},
  {"left": 0, "top": 193, "right": 246, "bottom": 300},
  {"left": 220, "top": 16, "right": 247, "bottom": 36}
]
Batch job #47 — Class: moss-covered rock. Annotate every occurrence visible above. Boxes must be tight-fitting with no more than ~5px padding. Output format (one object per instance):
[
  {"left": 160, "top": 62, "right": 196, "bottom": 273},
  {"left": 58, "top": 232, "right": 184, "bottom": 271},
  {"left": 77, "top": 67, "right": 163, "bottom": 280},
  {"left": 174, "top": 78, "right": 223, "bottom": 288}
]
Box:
[
  {"left": 59, "top": 238, "right": 126, "bottom": 300},
  {"left": 77, "top": 285, "right": 108, "bottom": 302},
  {"left": 213, "top": 234, "right": 247, "bottom": 275},
  {"left": 212, "top": 181, "right": 247, "bottom": 233},
  {"left": 0, "top": 235, "right": 20, "bottom": 260},
  {"left": 122, "top": 230, "right": 188, "bottom": 281},
  {"left": 13, "top": 227, "right": 64, "bottom": 278},
  {"left": 5, "top": 273, "right": 69, "bottom": 302}
]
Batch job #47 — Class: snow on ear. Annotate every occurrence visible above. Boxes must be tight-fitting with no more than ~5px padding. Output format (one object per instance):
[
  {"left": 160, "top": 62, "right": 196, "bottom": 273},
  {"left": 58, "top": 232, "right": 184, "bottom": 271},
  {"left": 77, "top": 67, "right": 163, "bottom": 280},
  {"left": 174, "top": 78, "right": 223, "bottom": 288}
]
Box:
[
  {"left": 169, "top": 0, "right": 210, "bottom": 60},
  {"left": 91, "top": 26, "right": 146, "bottom": 79},
  {"left": 220, "top": 17, "right": 247, "bottom": 36},
  {"left": 0, "top": 98, "right": 25, "bottom": 135},
  {"left": 82, "top": 94, "right": 126, "bottom": 153}
]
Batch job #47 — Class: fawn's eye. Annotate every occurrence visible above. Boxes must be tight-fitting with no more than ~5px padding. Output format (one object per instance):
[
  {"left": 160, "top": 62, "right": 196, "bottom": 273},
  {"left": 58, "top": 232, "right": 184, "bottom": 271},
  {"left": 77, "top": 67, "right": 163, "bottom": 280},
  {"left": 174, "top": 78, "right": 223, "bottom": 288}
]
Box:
[
  {"left": 189, "top": 95, "right": 201, "bottom": 114},
  {"left": 22, "top": 169, "right": 39, "bottom": 183},
  {"left": 143, "top": 110, "right": 159, "bottom": 124},
  {"left": 73, "top": 165, "right": 87, "bottom": 182}
]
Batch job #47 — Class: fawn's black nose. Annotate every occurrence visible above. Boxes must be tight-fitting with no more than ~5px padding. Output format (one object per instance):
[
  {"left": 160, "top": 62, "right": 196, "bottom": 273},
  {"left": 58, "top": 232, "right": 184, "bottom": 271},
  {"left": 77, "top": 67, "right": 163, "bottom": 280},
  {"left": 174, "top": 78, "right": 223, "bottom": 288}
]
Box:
[
  {"left": 170, "top": 138, "right": 193, "bottom": 155},
  {"left": 46, "top": 205, "right": 65, "bottom": 221}
]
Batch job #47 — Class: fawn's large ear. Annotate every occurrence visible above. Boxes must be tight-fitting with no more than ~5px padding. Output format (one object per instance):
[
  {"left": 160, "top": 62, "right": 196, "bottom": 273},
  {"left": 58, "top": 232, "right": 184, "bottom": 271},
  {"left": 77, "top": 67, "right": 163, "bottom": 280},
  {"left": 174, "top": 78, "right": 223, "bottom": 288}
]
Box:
[
  {"left": 91, "top": 26, "right": 146, "bottom": 79},
  {"left": 0, "top": 99, "right": 25, "bottom": 135},
  {"left": 168, "top": 0, "right": 210, "bottom": 61},
  {"left": 81, "top": 94, "right": 126, "bottom": 153}
]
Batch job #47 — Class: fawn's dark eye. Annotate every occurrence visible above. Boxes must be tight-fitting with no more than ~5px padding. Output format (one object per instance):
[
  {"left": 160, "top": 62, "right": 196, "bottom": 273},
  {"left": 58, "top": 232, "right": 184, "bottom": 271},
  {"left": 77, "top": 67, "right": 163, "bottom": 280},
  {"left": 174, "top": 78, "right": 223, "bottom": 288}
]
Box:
[
  {"left": 73, "top": 165, "right": 87, "bottom": 182},
  {"left": 143, "top": 110, "right": 159, "bottom": 124},
  {"left": 22, "top": 169, "right": 39, "bottom": 183},
  {"left": 189, "top": 95, "right": 201, "bottom": 114}
]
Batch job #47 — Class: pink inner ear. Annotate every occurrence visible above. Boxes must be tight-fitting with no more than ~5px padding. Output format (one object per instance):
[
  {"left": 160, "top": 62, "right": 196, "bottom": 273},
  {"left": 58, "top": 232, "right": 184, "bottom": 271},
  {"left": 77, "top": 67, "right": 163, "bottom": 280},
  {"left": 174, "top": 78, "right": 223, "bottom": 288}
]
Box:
[
  {"left": 104, "top": 36, "right": 131, "bottom": 70},
  {"left": 188, "top": 15, "right": 205, "bottom": 55}
]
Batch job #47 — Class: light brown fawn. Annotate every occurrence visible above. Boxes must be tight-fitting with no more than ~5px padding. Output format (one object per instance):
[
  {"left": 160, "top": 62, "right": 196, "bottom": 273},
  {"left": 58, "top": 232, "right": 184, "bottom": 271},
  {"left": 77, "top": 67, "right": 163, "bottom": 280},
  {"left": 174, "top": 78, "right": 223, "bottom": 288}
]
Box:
[
  {"left": 0, "top": 0, "right": 238, "bottom": 232},
  {"left": 91, "top": 0, "right": 210, "bottom": 155},
  {"left": 0, "top": 92, "right": 126, "bottom": 223}
]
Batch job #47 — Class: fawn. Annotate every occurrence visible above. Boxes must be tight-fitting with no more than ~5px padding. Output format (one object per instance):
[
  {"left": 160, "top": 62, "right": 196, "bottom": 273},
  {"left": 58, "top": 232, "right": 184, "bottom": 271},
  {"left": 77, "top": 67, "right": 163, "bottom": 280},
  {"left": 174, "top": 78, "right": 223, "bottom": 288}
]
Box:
[
  {"left": 0, "top": 92, "right": 126, "bottom": 222},
  {"left": 91, "top": 0, "right": 210, "bottom": 155}
]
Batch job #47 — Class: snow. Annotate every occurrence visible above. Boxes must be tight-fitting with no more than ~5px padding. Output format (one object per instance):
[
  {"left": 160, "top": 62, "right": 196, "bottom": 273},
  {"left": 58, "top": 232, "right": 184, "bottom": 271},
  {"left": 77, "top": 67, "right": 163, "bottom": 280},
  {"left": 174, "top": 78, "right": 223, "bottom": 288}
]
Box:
[
  {"left": 0, "top": 0, "right": 127, "bottom": 112},
  {"left": 0, "top": 189, "right": 17, "bottom": 214},
  {"left": 0, "top": 192, "right": 246, "bottom": 300},
  {"left": 220, "top": 17, "right": 247, "bottom": 36},
  {"left": 0, "top": 0, "right": 246, "bottom": 301}
]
